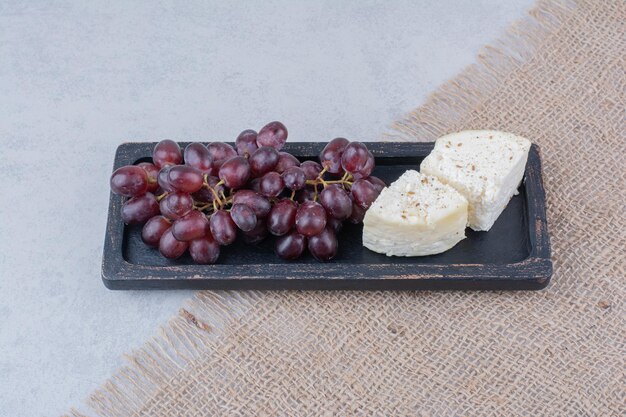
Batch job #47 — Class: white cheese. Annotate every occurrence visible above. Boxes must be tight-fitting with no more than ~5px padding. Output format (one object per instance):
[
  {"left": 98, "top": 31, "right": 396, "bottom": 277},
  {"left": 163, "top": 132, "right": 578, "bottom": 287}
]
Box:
[
  {"left": 363, "top": 170, "right": 468, "bottom": 257},
  {"left": 420, "top": 130, "right": 531, "bottom": 231}
]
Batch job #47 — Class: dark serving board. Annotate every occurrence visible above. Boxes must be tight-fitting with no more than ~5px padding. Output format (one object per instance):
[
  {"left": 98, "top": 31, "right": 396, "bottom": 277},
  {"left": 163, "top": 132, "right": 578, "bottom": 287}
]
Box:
[{"left": 102, "top": 142, "right": 552, "bottom": 291}]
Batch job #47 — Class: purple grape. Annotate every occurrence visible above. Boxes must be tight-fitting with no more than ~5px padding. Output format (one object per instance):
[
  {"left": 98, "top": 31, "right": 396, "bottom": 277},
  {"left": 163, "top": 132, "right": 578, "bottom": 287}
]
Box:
[
  {"left": 295, "top": 201, "right": 327, "bottom": 237},
  {"left": 110, "top": 165, "right": 148, "bottom": 197},
  {"left": 327, "top": 217, "right": 343, "bottom": 233},
  {"left": 249, "top": 146, "right": 279, "bottom": 177},
  {"left": 267, "top": 199, "right": 298, "bottom": 236},
  {"left": 295, "top": 186, "right": 317, "bottom": 203},
  {"left": 141, "top": 215, "right": 171, "bottom": 247},
  {"left": 275, "top": 152, "right": 300, "bottom": 173},
  {"left": 159, "top": 228, "right": 188, "bottom": 259},
  {"left": 232, "top": 190, "right": 271, "bottom": 218},
  {"left": 275, "top": 230, "right": 307, "bottom": 260},
  {"left": 235, "top": 129, "right": 258, "bottom": 157},
  {"left": 352, "top": 151, "right": 374, "bottom": 180},
  {"left": 282, "top": 166, "right": 306, "bottom": 191},
  {"left": 308, "top": 226, "right": 338, "bottom": 261},
  {"left": 348, "top": 200, "right": 366, "bottom": 224},
  {"left": 319, "top": 184, "right": 352, "bottom": 220},
  {"left": 160, "top": 192, "right": 193, "bottom": 220},
  {"left": 153, "top": 140, "right": 182, "bottom": 169},
  {"left": 300, "top": 160, "right": 323, "bottom": 180},
  {"left": 230, "top": 203, "right": 257, "bottom": 232},
  {"left": 157, "top": 166, "right": 176, "bottom": 192},
  {"left": 207, "top": 142, "right": 237, "bottom": 169},
  {"left": 137, "top": 162, "right": 160, "bottom": 192},
  {"left": 189, "top": 235, "right": 220, "bottom": 264},
  {"left": 210, "top": 210, "right": 237, "bottom": 245},
  {"left": 259, "top": 171, "right": 284, "bottom": 197},
  {"left": 168, "top": 165, "right": 204, "bottom": 193},
  {"left": 366, "top": 176, "right": 386, "bottom": 193},
  {"left": 121, "top": 192, "right": 160, "bottom": 224},
  {"left": 256, "top": 121, "right": 288, "bottom": 150},
  {"left": 319, "top": 137, "right": 349, "bottom": 174},
  {"left": 218, "top": 156, "right": 251, "bottom": 189},
  {"left": 184, "top": 143, "right": 213, "bottom": 173},
  {"left": 351, "top": 179, "right": 380, "bottom": 209},
  {"left": 192, "top": 176, "right": 223, "bottom": 203},
  {"left": 341, "top": 142, "right": 369, "bottom": 174},
  {"left": 172, "top": 210, "right": 209, "bottom": 241},
  {"left": 248, "top": 177, "right": 261, "bottom": 193}
]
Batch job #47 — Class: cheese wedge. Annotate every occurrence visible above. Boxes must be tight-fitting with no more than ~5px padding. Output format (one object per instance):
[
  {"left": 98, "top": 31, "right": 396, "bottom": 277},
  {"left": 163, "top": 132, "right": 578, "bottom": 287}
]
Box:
[
  {"left": 420, "top": 130, "right": 531, "bottom": 231},
  {"left": 363, "top": 170, "right": 468, "bottom": 257}
]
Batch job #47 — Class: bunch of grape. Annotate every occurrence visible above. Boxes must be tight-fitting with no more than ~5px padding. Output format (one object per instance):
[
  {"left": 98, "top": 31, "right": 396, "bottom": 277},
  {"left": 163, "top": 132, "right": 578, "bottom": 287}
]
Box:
[{"left": 109, "top": 121, "right": 385, "bottom": 264}]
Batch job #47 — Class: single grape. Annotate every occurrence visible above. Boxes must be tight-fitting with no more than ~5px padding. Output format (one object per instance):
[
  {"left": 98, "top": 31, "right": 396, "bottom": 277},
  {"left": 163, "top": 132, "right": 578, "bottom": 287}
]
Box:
[
  {"left": 159, "top": 192, "right": 193, "bottom": 220},
  {"left": 242, "top": 218, "right": 268, "bottom": 244},
  {"left": 275, "top": 230, "right": 307, "bottom": 260},
  {"left": 230, "top": 203, "right": 257, "bottom": 232},
  {"left": 259, "top": 171, "right": 284, "bottom": 197},
  {"left": 168, "top": 165, "right": 204, "bottom": 193},
  {"left": 184, "top": 143, "right": 213, "bottom": 173},
  {"left": 218, "top": 156, "right": 251, "bottom": 189},
  {"left": 351, "top": 179, "right": 380, "bottom": 209},
  {"left": 189, "top": 235, "right": 220, "bottom": 264},
  {"left": 207, "top": 142, "right": 237, "bottom": 169},
  {"left": 319, "top": 137, "right": 349, "bottom": 174},
  {"left": 121, "top": 192, "right": 160, "bottom": 224},
  {"left": 159, "top": 228, "right": 188, "bottom": 259},
  {"left": 267, "top": 199, "right": 298, "bottom": 236},
  {"left": 327, "top": 217, "right": 343, "bottom": 233},
  {"left": 295, "top": 186, "right": 317, "bottom": 203},
  {"left": 232, "top": 190, "right": 271, "bottom": 218},
  {"left": 210, "top": 210, "right": 237, "bottom": 245},
  {"left": 300, "top": 160, "right": 323, "bottom": 180},
  {"left": 138, "top": 162, "right": 159, "bottom": 192},
  {"left": 319, "top": 184, "right": 352, "bottom": 220},
  {"left": 141, "top": 215, "right": 171, "bottom": 247},
  {"left": 341, "top": 142, "right": 369, "bottom": 174},
  {"left": 172, "top": 210, "right": 209, "bottom": 241},
  {"left": 282, "top": 166, "right": 306, "bottom": 191},
  {"left": 308, "top": 226, "right": 338, "bottom": 261},
  {"left": 157, "top": 166, "right": 176, "bottom": 192},
  {"left": 256, "top": 121, "right": 288, "bottom": 150},
  {"left": 348, "top": 200, "right": 366, "bottom": 224},
  {"left": 110, "top": 165, "right": 148, "bottom": 197},
  {"left": 295, "top": 201, "right": 327, "bottom": 237},
  {"left": 249, "top": 146, "right": 279, "bottom": 177},
  {"left": 366, "top": 176, "right": 386, "bottom": 193},
  {"left": 235, "top": 129, "right": 258, "bottom": 157},
  {"left": 153, "top": 140, "right": 182, "bottom": 169},
  {"left": 275, "top": 152, "right": 300, "bottom": 173},
  {"left": 352, "top": 151, "right": 375, "bottom": 180}
]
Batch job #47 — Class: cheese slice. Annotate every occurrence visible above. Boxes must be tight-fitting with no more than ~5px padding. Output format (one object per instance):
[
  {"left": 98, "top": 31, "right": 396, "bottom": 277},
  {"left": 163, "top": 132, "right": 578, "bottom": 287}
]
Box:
[
  {"left": 420, "top": 130, "right": 531, "bottom": 231},
  {"left": 363, "top": 170, "right": 468, "bottom": 257}
]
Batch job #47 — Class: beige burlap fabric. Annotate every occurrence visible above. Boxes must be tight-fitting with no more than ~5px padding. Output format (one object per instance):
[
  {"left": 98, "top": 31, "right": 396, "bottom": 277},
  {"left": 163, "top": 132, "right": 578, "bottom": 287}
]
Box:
[{"left": 71, "top": 0, "right": 625, "bottom": 415}]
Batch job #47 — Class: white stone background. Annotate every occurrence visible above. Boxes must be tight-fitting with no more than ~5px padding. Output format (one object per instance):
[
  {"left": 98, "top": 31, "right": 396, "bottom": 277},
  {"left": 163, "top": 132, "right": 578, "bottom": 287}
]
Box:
[{"left": 0, "top": 1, "right": 534, "bottom": 415}]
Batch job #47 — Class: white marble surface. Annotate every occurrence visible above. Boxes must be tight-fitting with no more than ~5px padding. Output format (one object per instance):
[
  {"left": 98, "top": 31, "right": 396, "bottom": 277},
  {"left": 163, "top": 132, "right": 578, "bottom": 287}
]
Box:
[{"left": 0, "top": 1, "right": 534, "bottom": 415}]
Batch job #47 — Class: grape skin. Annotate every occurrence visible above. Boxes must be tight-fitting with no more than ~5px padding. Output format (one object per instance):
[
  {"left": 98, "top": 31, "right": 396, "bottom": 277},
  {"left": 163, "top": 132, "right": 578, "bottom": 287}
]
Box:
[
  {"left": 275, "top": 230, "right": 307, "bottom": 260},
  {"left": 295, "top": 201, "right": 327, "bottom": 237},
  {"left": 242, "top": 217, "right": 268, "bottom": 244},
  {"left": 275, "top": 152, "right": 300, "bottom": 173},
  {"left": 256, "top": 121, "right": 288, "bottom": 150},
  {"left": 138, "top": 162, "right": 160, "bottom": 192},
  {"left": 210, "top": 210, "right": 237, "bottom": 245},
  {"left": 121, "top": 192, "right": 160, "bottom": 224},
  {"left": 308, "top": 226, "right": 338, "bottom": 261},
  {"left": 230, "top": 203, "right": 257, "bottom": 232},
  {"left": 232, "top": 190, "right": 271, "bottom": 218},
  {"left": 172, "top": 210, "right": 209, "bottom": 241},
  {"left": 168, "top": 165, "right": 204, "bottom": 193},
  {"left": 300, "top": 160, "right": 323, "bottom": 180},
  {"left": 249, "top": 146, "right": 279, "bottom": 177},
  {"left": 159, "top": 228, "right": 188, "bottom": 259},
  {"left": 282, "top": 166, "right": 306, "bottom": 191},
  {"left": 184, "top": 143, "right": 213, "bottom": 173},
  {"left": 142, "top": 215, "right": 171, "bottom": 247},
  {"left": 267, "top": 199, "right": 297, "bottom": 236},
  {"left": 110, "top": 165, "right": 148, "bottom": 197},
  {"left": 235, "top": 129, "right": 258, "bottom": 157},
  {"left": 207, "top": 142, "right": 237, "bottom": 169},
  {"left": 219, "top": 156, "right": 251, "bottom": 189},
  {"left": 153, "top": 140, "right": 182, "bottom": 169},
  {"left": 259, "top": 171, "right": 284, "bottom": 198},
  {"left": 351, "top": 179, "right": 380, "bottom": 209},
  {"left": 189, "top": 235, "right": 220, "bottom": 264},
  {"left": 319, "top": 184, "right": 352, "bottom": 220},
  {"left": 319, "top": 137, "right": 349, "bottom": 174},
  {"left": 341, "top": 142, "right": 369, "bottom": 174},
  {"left": 160, "top": 192, "right": 193, "bottom": 220}
]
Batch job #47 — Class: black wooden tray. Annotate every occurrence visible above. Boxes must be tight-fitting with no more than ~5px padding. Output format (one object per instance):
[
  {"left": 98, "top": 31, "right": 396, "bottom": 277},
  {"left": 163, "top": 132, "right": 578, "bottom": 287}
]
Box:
[{"left": 102, "top": 142, "right": 552, "bottom": 290}]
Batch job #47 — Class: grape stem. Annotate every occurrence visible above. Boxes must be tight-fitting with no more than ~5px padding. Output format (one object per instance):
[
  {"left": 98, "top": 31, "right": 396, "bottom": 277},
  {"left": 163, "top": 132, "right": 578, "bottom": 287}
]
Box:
[
  {"left": 156, "top": 192, "right": 168, "bottom": 202},
  {"left": 290, "top": 189, "right": 296, "bottom": 200}
]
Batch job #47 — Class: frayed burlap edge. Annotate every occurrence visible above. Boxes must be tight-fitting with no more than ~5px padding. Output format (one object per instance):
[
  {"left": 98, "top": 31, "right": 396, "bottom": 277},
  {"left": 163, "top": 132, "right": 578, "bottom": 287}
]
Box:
[{"left": 64, "top": 1, "right": 599, "bottom": 416}]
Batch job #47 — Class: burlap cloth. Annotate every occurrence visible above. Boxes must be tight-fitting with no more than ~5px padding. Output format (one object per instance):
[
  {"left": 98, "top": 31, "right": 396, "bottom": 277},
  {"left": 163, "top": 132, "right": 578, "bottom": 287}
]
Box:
[{"left": 72, "top": 0, "right": 625, "bottom": 415}]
